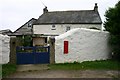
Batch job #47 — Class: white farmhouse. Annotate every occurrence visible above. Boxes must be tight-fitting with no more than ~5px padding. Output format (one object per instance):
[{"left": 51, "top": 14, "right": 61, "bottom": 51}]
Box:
[{"left": 33, "top": 3, "right": 102, "bottom": 46}]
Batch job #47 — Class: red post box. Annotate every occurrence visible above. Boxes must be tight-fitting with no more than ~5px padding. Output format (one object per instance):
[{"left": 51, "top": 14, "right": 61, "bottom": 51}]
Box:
[{"left": 64, "top": 41, "right": 68, "bottom": 54}]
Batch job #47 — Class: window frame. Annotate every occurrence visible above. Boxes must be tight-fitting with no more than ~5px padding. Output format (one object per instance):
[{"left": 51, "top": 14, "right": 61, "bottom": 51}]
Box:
[
  {"left": 66, "top": 26, "right": 71, "bottom": 32},
  {"left": 51, "top": 24, "right": 56, "bottom": 30}
]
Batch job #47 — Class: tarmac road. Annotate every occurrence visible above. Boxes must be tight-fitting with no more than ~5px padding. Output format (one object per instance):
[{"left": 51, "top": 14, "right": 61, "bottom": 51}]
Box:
[{"left": 5, "top": 70, "right": 120, "bottom": 78}]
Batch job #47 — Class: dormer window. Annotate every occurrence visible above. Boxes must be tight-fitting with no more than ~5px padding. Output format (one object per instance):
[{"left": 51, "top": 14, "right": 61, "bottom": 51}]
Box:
[{"left": 51, "top": 24, "right": 56, "bottom": 30}]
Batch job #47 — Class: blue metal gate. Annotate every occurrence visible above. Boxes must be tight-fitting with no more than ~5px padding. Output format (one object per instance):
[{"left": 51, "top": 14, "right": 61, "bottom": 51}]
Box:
[{"left": 16, "top": 46, "right": 50, "bottom": 65}]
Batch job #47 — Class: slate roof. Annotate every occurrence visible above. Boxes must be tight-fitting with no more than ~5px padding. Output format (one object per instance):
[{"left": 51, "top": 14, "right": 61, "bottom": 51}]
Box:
[
  {"left": 0, "top": 29, "right": 12, "bottom": 35},
  {"left": 12, "top": 18, "right": 37, "bottom": 36},
  {"left": 34, "top": 10, "right": 102, "bottom": 24}
]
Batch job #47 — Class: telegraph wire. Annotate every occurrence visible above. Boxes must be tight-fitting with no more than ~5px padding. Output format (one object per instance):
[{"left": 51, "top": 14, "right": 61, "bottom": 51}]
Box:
[{"left": 40, "top": 0, "right": 46, "bottom": 7}]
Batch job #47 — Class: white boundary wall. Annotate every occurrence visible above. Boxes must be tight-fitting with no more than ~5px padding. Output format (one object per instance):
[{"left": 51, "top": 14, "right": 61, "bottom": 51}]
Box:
[
  {"left": 55, "top": 28, "right": 111, "bottom": 63},
  {"left": 0, "top": 34, "right": 10, "bottom": 64}
]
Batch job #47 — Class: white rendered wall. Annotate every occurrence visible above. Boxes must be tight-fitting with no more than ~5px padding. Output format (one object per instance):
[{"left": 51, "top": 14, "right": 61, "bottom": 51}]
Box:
[
  {"left": 55, "top": 28, "right": 111, "bottom": 63},
  {"left": 0, "top": 34, "right": 10, "bottom": 64},
  {"left": 33, "top": 24, "right": 101, "bottom": 35}
]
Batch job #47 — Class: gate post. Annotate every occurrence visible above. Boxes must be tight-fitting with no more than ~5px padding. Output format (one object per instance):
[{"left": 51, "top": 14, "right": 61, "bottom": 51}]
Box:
[
  {"left": 9, "top": 36, "right": 17, "bottom": 64},
  {"left": 49, "top": 37, "right": 55, "bottom": 64}
]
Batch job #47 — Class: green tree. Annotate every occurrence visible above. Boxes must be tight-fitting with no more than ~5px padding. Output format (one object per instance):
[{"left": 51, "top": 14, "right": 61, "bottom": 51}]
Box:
[
  {"left": 104, "top": 1, "right": 120, "bottom": 60},
  {"left": 23, "top": 35, "right": 32, "bottom": 46},
  {"left": 18, "top": 35, "right": 32, "bottom": 46}
]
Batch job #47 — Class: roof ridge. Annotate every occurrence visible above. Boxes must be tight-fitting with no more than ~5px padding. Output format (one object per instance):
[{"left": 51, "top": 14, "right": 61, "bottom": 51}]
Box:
[{"left": 48, "top": 10, "right": 94, "bottom": 13}]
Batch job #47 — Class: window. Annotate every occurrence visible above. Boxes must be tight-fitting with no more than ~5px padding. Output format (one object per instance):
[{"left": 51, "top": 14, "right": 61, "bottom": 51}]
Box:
[
  {"left": 51, "top": 24, "right": 56, "bottom": 30},
  {"left": 28, "top": 23, "right": 32, "bottom": 27},
  {"left": 45, "top": 37, "right": 47, "bottom": 43},
  {"left": 66, "top": 26, "right": 71, "bottom": 32}
]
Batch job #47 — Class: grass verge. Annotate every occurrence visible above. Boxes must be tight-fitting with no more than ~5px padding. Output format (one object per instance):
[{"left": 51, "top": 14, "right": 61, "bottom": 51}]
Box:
[
  {"left": 2, "top": 64, "right": 17, "bottom": 78},
  {"left": 49, "top": 59, "right": 120, "bottom": 70},
  {"left": 0, "top": 64, "right": 2, "bottom": 79}
]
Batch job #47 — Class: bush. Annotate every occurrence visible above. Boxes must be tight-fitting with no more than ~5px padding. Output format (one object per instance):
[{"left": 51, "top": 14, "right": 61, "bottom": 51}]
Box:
[{"left": 104, "top": 1, "right": 120, "bottom": 61}]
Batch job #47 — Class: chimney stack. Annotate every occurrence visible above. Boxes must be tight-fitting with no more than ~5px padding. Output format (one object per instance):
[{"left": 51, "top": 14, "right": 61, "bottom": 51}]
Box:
[
  {"left": 43, "top": 6, "right": 48, "bottom": 13},
  {"left": 94, "top": 3, "right": 98, "bottom": 11}
]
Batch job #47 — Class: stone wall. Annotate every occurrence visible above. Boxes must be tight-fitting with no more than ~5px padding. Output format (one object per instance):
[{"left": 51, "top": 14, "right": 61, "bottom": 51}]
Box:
[
  {"left": 49, "top": 37, "right": 55, "bottom": 64},
  {"left": 55, "top": 28, "right": 111, "bottom": 63},
  {"left": 9, "top": 36, "right": 17, "bottom": 64}
]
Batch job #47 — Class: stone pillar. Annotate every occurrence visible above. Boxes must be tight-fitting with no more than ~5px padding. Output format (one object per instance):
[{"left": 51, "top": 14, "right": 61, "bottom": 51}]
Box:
[
  {"left": 9, "top": 36, "right": 17, "bottom": 64},
  {"left": 49, "top": 37, "right": 55, "bottom": 64}
]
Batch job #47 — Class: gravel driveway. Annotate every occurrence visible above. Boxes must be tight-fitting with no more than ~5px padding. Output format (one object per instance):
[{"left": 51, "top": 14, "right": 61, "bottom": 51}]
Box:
[{"left": 5, "top": 70, "right": 120, "bottom": 78}]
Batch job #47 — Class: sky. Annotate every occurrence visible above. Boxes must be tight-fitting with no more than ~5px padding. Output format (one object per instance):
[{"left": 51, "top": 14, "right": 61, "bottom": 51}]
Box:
[{"left": 0, "top": 0, "right": 119, "bottom": 32}]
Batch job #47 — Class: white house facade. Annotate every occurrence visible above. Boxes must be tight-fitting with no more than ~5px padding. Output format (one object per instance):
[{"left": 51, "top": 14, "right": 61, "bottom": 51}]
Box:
[{"left": 33, "top": 24, "right": 101, "bottom": 36}]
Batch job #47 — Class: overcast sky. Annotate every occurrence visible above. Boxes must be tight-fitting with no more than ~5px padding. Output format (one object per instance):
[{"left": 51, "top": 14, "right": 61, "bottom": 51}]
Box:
[{"left": 0, "top": 0, "right": 119, "bottom": 31}]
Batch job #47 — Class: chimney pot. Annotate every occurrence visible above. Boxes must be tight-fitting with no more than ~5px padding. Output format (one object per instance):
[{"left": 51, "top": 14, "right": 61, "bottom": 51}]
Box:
[
  {"left": 94, "top": 3, "right": 98, "bottom": 11},
  {"left": 43, "top": 6, "right": 48, "bottom": 13}
]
